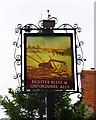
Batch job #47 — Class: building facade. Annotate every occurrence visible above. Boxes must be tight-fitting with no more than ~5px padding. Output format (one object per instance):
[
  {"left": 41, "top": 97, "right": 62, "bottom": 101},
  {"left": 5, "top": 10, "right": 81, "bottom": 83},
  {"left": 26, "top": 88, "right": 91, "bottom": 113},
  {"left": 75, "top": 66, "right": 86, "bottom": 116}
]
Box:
[{"left": 81, "top": 70, "right": 96, "bottom": 110}]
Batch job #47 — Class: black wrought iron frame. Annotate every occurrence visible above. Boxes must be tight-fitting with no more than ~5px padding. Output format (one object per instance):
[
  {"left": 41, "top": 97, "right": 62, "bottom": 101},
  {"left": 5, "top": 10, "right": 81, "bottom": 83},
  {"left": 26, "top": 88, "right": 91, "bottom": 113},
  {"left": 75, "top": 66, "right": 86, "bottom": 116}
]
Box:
[{"left": 13, "top": 22, "right": 86, "bottom": 96}]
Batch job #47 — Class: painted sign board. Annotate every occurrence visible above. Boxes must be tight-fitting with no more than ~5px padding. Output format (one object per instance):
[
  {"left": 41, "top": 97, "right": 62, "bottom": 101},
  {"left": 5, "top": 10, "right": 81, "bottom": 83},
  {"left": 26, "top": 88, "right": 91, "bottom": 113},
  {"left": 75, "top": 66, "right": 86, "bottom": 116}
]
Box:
[{"left": 24, "top": 33, "right": 75, "bottom": 90}]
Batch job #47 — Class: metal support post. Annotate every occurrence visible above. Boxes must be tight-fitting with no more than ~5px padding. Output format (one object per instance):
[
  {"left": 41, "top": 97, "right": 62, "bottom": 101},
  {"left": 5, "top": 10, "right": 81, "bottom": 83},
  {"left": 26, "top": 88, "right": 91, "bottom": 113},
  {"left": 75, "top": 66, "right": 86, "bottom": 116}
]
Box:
[{"left": 46, "top": 91, "right": 55, "bottom": 120}]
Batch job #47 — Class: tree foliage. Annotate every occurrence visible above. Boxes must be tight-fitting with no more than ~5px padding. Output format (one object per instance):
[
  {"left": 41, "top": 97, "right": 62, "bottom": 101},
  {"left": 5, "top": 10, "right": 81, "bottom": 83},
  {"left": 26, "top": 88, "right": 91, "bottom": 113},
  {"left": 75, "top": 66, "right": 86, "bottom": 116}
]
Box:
[
  {"left": 0, "top": 88, "right": 86, "bottom": 120},
  {"left": 54, "top": 92, "right": 85, "bottom": 120},
  {"left": 0, "top": 88, "right": 45, "bottom": 120}
]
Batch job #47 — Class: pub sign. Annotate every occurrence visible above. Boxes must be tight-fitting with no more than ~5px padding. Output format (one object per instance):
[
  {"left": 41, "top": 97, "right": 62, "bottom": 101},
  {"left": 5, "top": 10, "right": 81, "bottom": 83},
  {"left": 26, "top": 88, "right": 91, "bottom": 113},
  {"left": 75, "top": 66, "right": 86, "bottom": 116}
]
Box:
[{"left": 24, "top": 33, "right": 75, "bottom": 90}]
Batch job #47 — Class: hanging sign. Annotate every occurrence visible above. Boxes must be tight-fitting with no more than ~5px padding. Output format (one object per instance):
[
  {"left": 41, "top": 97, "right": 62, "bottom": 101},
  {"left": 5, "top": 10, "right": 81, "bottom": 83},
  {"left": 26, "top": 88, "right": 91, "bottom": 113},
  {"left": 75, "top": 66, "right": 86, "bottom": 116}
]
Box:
[{"left": 24, "top": 33, "right": 75, "bottom": 90}]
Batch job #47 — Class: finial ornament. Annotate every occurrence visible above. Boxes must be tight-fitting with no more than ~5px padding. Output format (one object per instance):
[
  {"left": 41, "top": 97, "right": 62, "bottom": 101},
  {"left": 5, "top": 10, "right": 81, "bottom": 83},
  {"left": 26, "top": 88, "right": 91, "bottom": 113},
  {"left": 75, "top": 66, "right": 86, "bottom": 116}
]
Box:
[{"left": 47, "top": 10, "right": 51, "bottom": 19}]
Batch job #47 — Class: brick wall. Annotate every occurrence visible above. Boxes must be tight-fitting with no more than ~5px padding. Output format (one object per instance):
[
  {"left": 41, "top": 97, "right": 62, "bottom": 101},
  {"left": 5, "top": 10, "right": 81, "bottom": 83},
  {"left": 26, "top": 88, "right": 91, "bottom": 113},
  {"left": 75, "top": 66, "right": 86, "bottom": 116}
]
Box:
[{"left": 81, "top": 70, "right": 96, "bottom": 110}]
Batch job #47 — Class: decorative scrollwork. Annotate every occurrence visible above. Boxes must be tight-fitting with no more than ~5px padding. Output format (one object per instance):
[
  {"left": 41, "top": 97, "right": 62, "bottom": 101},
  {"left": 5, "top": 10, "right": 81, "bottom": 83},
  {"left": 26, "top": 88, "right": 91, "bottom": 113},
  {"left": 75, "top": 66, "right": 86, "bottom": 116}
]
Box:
[
  {"left": 15, "top": 24, "right": 22, "bottom": 34},
  {"left": 77, "top": 54, "right": 83, "bottom": 65},
  {"left": 17, "top": 24, "right": 22, "bottom": 29},
  {"left": 14, "top": 56, "right": 21, "bottom": 87},
  {"left": 48, "top": 17, "right": 58, "bottom": 24},
  {"left": 14, "top": 58, "right": 21, "bottom": 86},
  {"left": 74, "top": 24, "right": 82, "bottom": 33},
  {"left": 38, "top": 20, "right": 43, "bottom": 28},
  {"left": 13, "top": 36, "right": 21, "bottom": 66},
  {"left": 15, "top": 55, "right": 21, "bottom": 65},
  {"left": 76, "top": 41, "right": 84, "bottom": 48},
  {"left": 77, "top": 92, "right": 82, "bottom": 99},
  {"left": 13, "top": 26, "right": 22, "bottom": 87},
  {"left": 73, "top": 24, "right": 78, "bottom": 28},
  {"left": 15, "top": 86, "right": 21, "bottom": 93},
  {"left": 58, "top": 23, "right": 73, "bottom": 29},
  {"left": 58, "top": 23, "right": 82, "bottom": 32},
  {"left": 57, "top": 23, "right": 84, "bottom": 73},
  {"left": 77, "top": 27, "right": 82, "bottom": 33},
  {"left": 14, "top": 57, "right": 21, "bottom": 79},
  {"left": 13, "top": 40, "right": 21, "bottom": 48},
  {"left": 15, "top": 23, "right": 39, "bottom": 34},
  {"left": 13, "top": 13, "right": 85, "bottom": 95},
  {"left": 13, "top": 73, "right": 21, "bottom": 79},
  {"left": 15, "top": 28, "right": 20, "bottom": 34}
]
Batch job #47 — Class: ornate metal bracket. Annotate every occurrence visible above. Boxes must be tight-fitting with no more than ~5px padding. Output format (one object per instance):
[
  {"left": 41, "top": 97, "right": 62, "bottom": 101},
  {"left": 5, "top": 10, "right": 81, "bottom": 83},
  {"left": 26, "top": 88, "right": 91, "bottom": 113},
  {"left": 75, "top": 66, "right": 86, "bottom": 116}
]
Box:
[
  {"left": 13, "top": 14, "right": 85, "bottom": 95},
  {"left": 13, "top": 33, "right": 21, "bottom": 87}
]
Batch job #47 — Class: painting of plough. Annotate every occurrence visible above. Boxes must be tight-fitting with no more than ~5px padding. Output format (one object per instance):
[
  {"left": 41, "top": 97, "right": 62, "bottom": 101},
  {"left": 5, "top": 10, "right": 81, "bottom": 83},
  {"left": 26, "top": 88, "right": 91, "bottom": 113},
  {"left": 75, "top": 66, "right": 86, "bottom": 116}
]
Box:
[{"left": 26, "top": 36, "right": 73, "bottom": 82}]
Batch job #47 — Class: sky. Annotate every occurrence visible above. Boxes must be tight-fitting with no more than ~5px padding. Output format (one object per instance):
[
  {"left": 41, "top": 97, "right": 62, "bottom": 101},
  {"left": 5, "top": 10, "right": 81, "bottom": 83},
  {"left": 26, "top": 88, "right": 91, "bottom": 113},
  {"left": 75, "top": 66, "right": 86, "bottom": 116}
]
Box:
[{"left": 0, "top": 0, "right": 95, "bottom": 118}]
